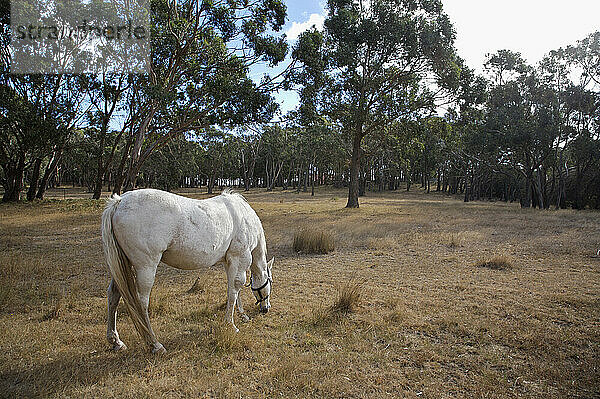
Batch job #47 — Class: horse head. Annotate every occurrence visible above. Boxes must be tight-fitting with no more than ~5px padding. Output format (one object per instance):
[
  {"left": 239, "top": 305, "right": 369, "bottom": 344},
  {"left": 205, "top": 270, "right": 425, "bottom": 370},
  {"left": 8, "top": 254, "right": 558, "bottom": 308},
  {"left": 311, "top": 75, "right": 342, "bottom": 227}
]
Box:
[{"left": 252, "top": 257, "right": 273, "bottom": 313}]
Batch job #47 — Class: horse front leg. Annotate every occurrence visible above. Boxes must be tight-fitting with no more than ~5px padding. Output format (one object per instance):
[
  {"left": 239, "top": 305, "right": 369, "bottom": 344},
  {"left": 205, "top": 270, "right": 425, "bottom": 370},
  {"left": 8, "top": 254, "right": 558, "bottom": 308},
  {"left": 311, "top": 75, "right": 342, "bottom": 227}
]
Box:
[
  {"left": 224, "top": 271, "right": 242, "bottom": 333},
  {"left": 224, "top": 251, "right": 252, "bottom": 332},
  {"left": 236, "top": 290, "right": 250, "bottom": 323}
]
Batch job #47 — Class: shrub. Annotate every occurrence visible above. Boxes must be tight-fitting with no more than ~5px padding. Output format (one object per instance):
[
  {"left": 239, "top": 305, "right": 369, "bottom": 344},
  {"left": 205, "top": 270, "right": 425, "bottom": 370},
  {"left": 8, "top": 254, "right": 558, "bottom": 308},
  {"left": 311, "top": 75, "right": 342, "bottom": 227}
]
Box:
[{"left": 293, "top": 229, "right": 334, "bottom": 254}]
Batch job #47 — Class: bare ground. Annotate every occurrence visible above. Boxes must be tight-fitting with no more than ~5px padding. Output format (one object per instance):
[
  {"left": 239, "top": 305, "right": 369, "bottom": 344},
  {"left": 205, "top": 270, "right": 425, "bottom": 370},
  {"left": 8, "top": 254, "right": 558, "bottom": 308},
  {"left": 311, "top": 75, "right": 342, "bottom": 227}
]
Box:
[{"left": 0, "top": 187, "right": 599, "bottom": 398}]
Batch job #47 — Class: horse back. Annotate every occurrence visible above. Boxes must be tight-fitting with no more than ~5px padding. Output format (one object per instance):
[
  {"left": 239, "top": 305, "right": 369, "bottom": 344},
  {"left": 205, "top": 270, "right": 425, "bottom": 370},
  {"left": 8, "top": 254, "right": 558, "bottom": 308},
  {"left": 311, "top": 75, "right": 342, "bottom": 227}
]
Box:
[{"left": 112, "top": 189, "right": 263, "bottom": 270}]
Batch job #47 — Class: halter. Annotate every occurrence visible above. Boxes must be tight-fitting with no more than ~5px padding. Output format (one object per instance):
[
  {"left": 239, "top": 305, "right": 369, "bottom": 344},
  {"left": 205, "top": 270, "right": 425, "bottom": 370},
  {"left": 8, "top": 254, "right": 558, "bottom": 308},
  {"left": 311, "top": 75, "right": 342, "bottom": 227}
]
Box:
[{"left": 247, "top": 269, "right": 272, "bottom": 305}]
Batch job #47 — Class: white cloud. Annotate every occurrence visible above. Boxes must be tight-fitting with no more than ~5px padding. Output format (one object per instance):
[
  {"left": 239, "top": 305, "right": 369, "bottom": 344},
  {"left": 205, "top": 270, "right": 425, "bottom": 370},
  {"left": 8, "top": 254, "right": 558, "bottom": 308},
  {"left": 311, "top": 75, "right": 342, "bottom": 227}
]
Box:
[{"left": 286, "top": 13, "right": 325, "bottom": 41}]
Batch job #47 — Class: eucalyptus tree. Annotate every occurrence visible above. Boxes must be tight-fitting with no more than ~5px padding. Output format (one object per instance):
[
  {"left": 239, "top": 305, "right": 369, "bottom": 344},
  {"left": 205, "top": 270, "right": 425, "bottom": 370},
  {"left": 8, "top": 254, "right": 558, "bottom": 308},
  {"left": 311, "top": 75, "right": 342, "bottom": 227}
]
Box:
[
  {"left": 420, "top": 117, "right": 453, "bottom": 192},
  {"left": 237, "top": 129, "right": 262, "bottom": 191},
  {"left": 0, "top": 83, "right": 50, "bottom": 201},
  {"left": 565, "top": 31, "right": 600, "bottom": 87},
  {"left": 293, "top": 0, "right": 460, "bottom": 207},
  {"left": 560, "top": 32, "right": 600, "bottom": 208},
  {"left": 80, "top": 73, "right": 131, "bottom": 199},
  {"left": 484, "top": 51, "right": 558, "bottom": 208},
  {"left": 116, "top": 0, "right": 289, "bottom": 192},
  {"left": 0, "top": 75, "right": 83, "bottom": 201},
  {"left": 0, "top": 0, "right": 8, "bottom": 72},
  {"left": 140, "top": 135, "right": 201, "bottom": 192},
  {"left": 539, "top": 50, "right": 572, "bottom": 208},
  {"left": 198, "top": 128, "right": 234, "bottom": 194},
  {"left": 568, "top": 125, "right": 600, "bottom": 209},
  {"left": 0, "top": 2, "right": 89, "bottom": 201},
  {"left": 559, "top": 85, "right": 599, "bottom": 209},
  {"left": 484, "top": 49, "right": 529, "bottom": 86},
  {"left": 260, "top": 125, "right": 291, "bottom": 191},
  {"left": 300, "top": 121, "right": 341, "bottom": 195},
  {"left": 362, "top": 123, "right": 403, "bottom": 191}
]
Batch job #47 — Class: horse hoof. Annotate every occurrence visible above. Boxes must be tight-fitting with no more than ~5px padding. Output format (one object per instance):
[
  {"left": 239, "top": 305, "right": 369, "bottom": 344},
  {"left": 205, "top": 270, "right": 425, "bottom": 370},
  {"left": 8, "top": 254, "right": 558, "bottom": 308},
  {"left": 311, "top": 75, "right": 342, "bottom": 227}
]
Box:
[
  {"left": 152, "top": 343, "right": 166, "bottom": 355},
  {"left": 241, "top": 314, "right": 250, "bottom": 323},
  {"left": 112, "top": 341, "right": 127, "bottom": 351}
]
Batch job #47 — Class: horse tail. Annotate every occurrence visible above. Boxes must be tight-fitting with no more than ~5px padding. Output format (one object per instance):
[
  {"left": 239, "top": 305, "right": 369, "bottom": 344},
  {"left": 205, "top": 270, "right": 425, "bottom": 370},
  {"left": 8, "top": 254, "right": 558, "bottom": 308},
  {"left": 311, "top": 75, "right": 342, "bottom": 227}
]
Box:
[{"left": 102, "top": 194, "right": 153, "bottom": 346}]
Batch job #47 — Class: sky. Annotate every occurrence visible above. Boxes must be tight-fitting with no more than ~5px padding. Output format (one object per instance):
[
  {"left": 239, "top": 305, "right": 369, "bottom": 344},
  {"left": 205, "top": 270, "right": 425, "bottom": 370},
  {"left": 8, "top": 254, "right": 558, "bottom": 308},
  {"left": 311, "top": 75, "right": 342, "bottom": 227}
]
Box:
[{"left": 262, "top": 0, "right": 600, "bottom": 118}]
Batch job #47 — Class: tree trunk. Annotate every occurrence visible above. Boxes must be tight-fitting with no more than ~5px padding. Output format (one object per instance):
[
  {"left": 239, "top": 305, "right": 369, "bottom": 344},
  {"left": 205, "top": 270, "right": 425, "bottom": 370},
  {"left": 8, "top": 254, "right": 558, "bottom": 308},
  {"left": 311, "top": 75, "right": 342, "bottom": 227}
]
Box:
[
  {"left": 522, "top": 171, "right": 532, "bottom": 208},
  {"left": 535, "top": 168, "right": 544, "bottom": 209},
  {"left": 36, "top": 150, "right": 61, "bottom": 199},
  {"left": 248, "top": 152, "right": 257, "bottom": 190},
  {"left": 2, "top": 156, "right": 26, "bottom": 202},
  {"left": 283, "top": 160, "right": 293, "bottom": 190},
  {"left": 556, "top": 156, "right": 566, "bottom": 209},
  {"left": 122, "top": 105, "right": 157, "bottom": 192},
  {"left": 302, "top": 163, "right": 308, "bottom": 192},
  {"left": 112, "top": 135, "right": 134, "bottom": 195},
  {"left": 241, "top": 151, "right": 250, "bottom": 191},
  {"left": 208, "top": 167, "right": 216, "bottom": 194},
  {"left": 92, "top": 165, "right": 106, "bottom": 199},
  {"left": 346, "top": 132, "right": 362, "bottom": 208},
  {"left": 26, "top": 158, "right": 42, "bottom": 201},
  {"left": 379, "top": 158, "right": 384, "bottom": 192},
  {"left": 575, "top": 166, "right": 584, "bottom": 210},
  {"left": 358, "top": 166, "right": 366, "bottom": 197},
  {"left": 311, "top": 163, "right": 315, "bottom": 196},
  {"left": 295, "top": 164, "right": 302, "bottom": 193}
]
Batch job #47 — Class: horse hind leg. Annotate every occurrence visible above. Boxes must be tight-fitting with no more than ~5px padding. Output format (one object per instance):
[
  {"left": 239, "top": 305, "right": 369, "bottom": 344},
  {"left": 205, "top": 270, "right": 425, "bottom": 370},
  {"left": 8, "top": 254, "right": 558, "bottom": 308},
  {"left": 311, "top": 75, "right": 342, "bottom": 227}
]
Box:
[
  {"left": 107, "top": 279, "right": 126, "bottom": 351},
  {"left": 134, "top": 263, "right": 166, "bottom": 354}
]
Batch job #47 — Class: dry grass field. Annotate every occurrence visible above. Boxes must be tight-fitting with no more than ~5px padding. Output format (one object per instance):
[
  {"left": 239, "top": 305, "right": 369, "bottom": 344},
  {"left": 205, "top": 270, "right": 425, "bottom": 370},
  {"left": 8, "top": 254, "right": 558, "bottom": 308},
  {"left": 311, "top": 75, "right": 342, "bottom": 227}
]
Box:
[{"left": 1, "top": 187, "right": 599, "bottom": 398}]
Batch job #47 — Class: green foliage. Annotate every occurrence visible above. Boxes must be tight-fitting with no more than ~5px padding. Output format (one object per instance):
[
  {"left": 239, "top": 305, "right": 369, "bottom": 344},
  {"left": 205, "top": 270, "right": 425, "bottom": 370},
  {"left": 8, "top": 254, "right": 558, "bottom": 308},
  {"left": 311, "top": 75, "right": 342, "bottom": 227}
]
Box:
[
  {"left": 140, "top": 136, "right": 202, "bottom": 192},
  {"left": 292, "top": 0, "right": 461, "bottom": 206},
  {"left": 1, "top": 0, "right": 597, "bottom": 210},
  {"left": 0, "top": 75, "right": 77, "bottom": 201}
]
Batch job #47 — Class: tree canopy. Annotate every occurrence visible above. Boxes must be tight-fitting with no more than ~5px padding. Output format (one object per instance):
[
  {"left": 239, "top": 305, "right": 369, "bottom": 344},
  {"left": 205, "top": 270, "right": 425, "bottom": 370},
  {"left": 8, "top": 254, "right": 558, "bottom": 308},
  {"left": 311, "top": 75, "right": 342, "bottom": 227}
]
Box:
[{"left": 1, "top": 1, "right": 598, "bottom": 210}]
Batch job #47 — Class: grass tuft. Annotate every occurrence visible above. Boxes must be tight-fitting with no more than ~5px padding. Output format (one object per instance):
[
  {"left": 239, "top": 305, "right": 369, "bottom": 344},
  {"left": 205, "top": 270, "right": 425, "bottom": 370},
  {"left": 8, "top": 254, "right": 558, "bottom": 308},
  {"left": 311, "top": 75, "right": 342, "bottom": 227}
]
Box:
[
  {"left": 306, "top": 303, "right": 332, "bottom": 328},
  {"left": 206, "top": 321, "right": 245, "bottom": 354},
  {"left": 475, "top": 255, "right": 514, "bottom": 270},
  {"left": 447, "top": 233, "right": 462, "bottom": 248},
  {"left": 330, "top": 281, "right": 362, "bottom": 314},
  {"left": 293, "top": 229, "right": 334, "bottom": 254},
  {"left": 306, "top": 282, "right": 363, "bottom": 328}
]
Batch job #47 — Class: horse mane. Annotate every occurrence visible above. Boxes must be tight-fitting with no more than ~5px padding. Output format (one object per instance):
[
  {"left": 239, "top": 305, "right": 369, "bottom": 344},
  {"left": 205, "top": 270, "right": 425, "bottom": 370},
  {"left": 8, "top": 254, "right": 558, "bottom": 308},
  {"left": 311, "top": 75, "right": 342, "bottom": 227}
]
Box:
[{"left": 221, "top": 188, "right": 248, "bottom": 203}]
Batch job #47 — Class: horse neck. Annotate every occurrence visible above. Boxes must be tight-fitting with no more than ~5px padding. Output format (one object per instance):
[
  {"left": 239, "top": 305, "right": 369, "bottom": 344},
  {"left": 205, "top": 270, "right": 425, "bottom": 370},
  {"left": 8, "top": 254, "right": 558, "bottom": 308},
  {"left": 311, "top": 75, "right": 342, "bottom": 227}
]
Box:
[
  {"left": 250, "top": 259, "right": 268, "bottom": 284},
  {"left": 251, "top": 232, "right": 268, "bottom": 282}
]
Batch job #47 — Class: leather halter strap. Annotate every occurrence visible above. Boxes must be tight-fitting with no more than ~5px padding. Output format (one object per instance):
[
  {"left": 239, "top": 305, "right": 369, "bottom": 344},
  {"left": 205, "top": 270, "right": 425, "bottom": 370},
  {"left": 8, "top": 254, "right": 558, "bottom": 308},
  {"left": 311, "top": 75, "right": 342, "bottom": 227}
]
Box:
[
  {"left": 251, "top": 278, "right": 271, "bottom": 305},
  {"left": 247, "top": 269, "right": 272, "bottom": 305}
]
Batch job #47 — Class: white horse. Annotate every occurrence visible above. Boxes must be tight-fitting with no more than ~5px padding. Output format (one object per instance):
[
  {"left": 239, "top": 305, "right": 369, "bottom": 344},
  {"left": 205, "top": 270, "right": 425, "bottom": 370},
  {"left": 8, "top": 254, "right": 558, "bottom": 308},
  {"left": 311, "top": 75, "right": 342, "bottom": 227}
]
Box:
[{"left": 101, "top": 188, "right": 273, "bottom": 354}]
